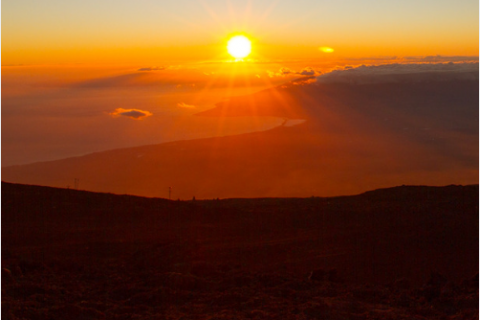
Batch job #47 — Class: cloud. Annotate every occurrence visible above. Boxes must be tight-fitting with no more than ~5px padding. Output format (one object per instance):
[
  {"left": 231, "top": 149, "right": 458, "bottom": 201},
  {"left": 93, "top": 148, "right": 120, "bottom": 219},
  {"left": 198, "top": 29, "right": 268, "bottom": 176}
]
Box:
[
  {"left": 341, "top": 56, "right": 398, "bottom": 62},
  {"left": 279, "top": 67, "right": 294, "bottom": 75},
  {"left": 299, "top": 67, "right": 317, "bottom": 76},
  {"left": 316, "top": 62, "right": 479, "bottom": 84},
  {"left": 404, "top": 55, "right": 479, "bottom": 63},
  {"left": 338, "top": 55, "right": 477, "bottom": 64},
  {"left": 279, "top": 77, "right": 317, "bottom": 89},
  {"left": 268, "top": 67, "right": 321, "bottom": 78},
  {"left": 267, "top": 70, "right": 276, "bottom": 78},
  {"left": 137, "top": 66, "right": 166, "bottom": 71},
  {"left": 110, "top": 108, "right": 153, "bottom": 120},
  {"left": 293, "top": 77, "right": 317, "bottom": 85},
  {"left": 177, "top": 102, "right": 196, "bottom": 109}
]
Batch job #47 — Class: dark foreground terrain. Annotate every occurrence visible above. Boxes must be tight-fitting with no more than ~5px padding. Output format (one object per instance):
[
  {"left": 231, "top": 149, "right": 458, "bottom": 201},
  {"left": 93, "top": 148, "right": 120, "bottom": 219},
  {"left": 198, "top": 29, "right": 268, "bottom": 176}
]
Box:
[{"left": 2, "top": 182, "right": 478, "bottom": 319}]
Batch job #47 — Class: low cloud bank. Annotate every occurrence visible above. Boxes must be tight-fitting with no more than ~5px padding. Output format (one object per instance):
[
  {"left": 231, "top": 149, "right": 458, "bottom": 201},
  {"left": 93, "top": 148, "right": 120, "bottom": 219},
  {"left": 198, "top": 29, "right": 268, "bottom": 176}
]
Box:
[
  {"left": 268, "top": 67, "right": 321, "bottom": 78},
  {"left": 317, "top": 62, "right": 479, "bottom": 84},
  {"left": 109, "top": 108, "right": 153, "bottom": 120},
  {"left": 405, "top": 55, "right": 479, "bottom": 63},
  {"left": 280, "top": 77, "right": 317, "bottom": 89}
]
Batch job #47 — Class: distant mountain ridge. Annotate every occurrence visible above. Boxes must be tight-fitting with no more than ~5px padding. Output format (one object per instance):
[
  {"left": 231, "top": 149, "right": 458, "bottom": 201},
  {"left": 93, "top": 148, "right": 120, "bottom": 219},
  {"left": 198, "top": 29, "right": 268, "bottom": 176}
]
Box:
[{"left": 4, "top": 181, "right": 477, "bottom": 201}]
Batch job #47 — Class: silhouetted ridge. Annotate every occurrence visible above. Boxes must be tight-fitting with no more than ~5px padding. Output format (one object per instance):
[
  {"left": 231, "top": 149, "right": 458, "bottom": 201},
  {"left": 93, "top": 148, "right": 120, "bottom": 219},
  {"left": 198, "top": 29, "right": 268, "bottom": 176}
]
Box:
[{"left": 359, "top": 184, "right": 479, "bottom": 201}]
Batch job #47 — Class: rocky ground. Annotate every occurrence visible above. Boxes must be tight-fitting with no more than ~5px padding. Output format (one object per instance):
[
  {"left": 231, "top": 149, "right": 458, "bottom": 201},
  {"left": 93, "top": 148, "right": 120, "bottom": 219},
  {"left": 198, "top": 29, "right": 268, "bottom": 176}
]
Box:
[{"left": 2, "top": 182, "right": 478, "bottom": 319}]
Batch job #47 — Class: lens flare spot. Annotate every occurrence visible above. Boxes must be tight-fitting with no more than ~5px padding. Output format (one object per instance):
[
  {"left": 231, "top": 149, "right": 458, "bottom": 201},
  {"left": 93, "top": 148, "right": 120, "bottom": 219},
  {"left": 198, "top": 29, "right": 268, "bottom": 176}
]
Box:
[{"left": 320, "top": 47, "right": 334, "bottom": 53}]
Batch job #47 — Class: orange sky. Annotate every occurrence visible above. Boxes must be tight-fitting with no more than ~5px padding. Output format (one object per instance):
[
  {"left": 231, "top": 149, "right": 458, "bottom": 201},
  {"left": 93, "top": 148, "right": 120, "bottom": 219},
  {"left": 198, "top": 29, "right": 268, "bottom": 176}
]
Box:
[{"left": 2, "top": 0, "right": 478, "bottom": 65}]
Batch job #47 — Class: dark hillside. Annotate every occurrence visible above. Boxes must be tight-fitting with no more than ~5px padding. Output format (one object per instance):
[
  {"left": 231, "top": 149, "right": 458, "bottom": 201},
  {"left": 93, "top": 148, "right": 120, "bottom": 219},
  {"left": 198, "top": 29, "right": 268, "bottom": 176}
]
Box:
[{"left": 2, "top": 182, "right": 478, "bottom": 319}]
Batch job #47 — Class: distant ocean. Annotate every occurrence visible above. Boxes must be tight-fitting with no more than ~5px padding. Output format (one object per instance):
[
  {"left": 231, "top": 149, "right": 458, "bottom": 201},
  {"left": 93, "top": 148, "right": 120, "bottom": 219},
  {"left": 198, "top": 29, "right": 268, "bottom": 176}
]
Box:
[{"left": 2, "top": 66, "right": 284, "bottom": 166}]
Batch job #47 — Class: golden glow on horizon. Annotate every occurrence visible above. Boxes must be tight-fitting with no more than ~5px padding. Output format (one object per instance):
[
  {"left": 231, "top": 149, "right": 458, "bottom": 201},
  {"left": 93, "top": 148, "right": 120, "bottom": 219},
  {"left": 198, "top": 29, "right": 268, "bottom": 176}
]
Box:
[{"left": 227, "top": 36, "right": 252, "bottom": 60}]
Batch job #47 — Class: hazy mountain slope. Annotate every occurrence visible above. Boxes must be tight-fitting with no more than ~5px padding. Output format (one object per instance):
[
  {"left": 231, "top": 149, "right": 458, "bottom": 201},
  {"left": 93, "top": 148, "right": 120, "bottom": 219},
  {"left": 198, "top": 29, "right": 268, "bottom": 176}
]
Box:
[{"left": 2, "top": 75, "right": 478, "bottom": 199}]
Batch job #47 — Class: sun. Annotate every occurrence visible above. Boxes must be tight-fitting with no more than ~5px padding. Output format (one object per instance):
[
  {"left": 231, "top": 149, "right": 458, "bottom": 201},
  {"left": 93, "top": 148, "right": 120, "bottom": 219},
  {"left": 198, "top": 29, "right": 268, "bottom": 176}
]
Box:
[{"left": 227, "top": 35, "right": 251, "bottom": 60}]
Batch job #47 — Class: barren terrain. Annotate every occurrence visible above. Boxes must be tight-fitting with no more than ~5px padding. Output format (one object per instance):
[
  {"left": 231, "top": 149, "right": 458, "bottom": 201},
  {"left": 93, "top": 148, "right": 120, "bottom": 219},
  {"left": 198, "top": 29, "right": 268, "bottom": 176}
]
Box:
[{"left": 2, "top": 182, "right": 478, "bottom": 319}]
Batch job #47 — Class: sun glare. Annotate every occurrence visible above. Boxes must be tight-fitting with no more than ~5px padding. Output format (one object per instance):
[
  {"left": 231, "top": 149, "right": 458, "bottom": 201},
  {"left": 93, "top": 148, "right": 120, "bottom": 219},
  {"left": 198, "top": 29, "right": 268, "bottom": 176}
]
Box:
[{"left": 227, "top": 35, "right": 251, "bottom": 60}]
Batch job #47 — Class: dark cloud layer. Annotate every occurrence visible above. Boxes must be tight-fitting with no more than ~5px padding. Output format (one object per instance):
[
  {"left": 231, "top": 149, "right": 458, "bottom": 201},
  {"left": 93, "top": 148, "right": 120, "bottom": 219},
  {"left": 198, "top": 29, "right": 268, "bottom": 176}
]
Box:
[{"left": 317, "top": 62, "right": 479, "bottom": 84}]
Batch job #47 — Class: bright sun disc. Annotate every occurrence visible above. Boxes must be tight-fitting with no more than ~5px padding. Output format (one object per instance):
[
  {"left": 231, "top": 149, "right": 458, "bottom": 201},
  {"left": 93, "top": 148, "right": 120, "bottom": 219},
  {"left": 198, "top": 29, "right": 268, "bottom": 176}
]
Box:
[{"left": 227, "top": 35, "right": 251, "bottom": 59}]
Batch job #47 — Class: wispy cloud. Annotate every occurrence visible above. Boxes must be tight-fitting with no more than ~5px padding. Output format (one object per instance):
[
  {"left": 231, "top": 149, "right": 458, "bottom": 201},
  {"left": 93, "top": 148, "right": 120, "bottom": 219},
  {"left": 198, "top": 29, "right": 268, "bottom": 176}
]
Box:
[
  {"left": 137, "top": 66, "right": 167, "bottom": 71},
  {"left": 278, "top": 67, "right": 294, "bottom": 75},
  {"left": 404, "top": 55, "right": 479, "bottom": 63},
  {"left": 177, "top": 102, "right": 196, "bottom": 109},
  {"left": 280, "top": 77, "right": 317, "bottom": 89},
  {"left": 293, "top": 77, "right": 317, "bottom": 85},
  {"left": 109, "top": 108, "right": 153, "bottom": 120},
  {"left": 299, "top": 67, "right": 317, "bottom": 76}
]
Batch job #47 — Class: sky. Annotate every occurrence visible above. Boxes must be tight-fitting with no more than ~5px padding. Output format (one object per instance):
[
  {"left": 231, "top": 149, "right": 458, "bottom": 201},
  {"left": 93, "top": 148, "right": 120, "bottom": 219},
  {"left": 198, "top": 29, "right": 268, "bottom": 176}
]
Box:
[{"left": 3, "top": 0, "right": 479, "bottom": 65}]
